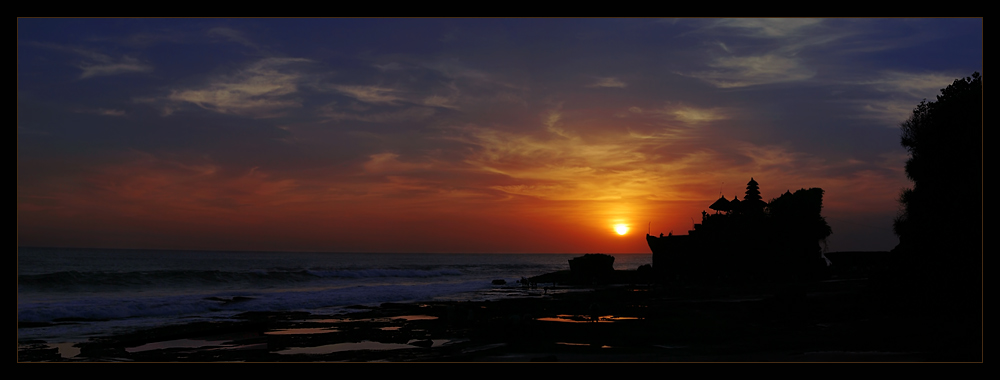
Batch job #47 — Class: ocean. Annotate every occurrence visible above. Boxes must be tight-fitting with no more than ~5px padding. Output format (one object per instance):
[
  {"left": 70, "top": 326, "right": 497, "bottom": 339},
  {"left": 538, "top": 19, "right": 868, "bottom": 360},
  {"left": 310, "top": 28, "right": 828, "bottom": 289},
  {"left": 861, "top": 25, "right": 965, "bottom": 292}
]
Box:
[{"left": 17, "top": 247, "right": 651, "bottom": 346}]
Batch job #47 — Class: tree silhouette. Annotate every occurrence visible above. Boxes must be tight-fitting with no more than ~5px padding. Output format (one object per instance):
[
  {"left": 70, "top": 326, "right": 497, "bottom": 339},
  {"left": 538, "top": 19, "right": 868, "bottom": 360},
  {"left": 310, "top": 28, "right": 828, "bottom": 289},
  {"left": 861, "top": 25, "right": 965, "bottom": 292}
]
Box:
[
  {"left": 888, "top": 73, "right": 984, "bottom": 320},
  {"left": 879, "top": 73, "right": 982, "bottom": 357},
  {"left": 768, "top": 188, "right": 832, "bottom": 244},
  {"left": 890, "top": 72, "right": 981, "bottom": 295}
]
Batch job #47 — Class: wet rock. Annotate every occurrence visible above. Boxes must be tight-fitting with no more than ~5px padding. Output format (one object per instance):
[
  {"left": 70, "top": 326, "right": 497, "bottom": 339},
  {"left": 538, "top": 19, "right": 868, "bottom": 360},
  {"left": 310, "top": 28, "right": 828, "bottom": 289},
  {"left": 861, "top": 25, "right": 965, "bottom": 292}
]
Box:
[{"left": 568, "top": 254, "right": 615, "bottom": 284}]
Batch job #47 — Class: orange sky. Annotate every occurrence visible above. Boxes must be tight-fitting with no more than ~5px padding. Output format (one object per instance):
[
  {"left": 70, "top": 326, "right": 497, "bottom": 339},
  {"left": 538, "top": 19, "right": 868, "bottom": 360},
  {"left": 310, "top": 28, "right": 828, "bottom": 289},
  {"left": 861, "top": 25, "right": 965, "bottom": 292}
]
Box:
[
  {"left": 17, "top": 18, "right": 982, "bottom": 253},
  {"left": 17, "top": 127, "right": 908, "bottom": 253}
]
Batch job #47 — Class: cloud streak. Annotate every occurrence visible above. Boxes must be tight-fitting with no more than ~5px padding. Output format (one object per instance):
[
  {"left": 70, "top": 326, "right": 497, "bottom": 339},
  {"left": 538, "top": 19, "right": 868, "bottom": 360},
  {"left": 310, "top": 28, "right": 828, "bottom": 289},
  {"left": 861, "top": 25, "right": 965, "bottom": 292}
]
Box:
[
  {"left": 846, "top": 71, "right": 968, "bottom": 126},
  {"left": 653, "top": 104, "right": 731, "bottom": 124},
  {"left": 330, "top": 85, "right": 404, "bottom": 104},
  {"left": 865, "top": 71, "right": 963, "bottom": 98},
  {"left": 586, "top": 77, "right": 627, "bottom": 88},
  {"left": 708, "top": 18, "right": 824, "bottom": 38},
  {"left": 690, "top": 54, "right": 815, "bottom": 88},
  {"left": 29, "top": 42, "right": 154, "bottom": 79},
  {"left": 79, "top": 55, "right": 152, "bottom": 79},
  {"left": 167, "top": 57, "right": 312, "bottom": 117},
  {"left": 207, "top": 27, "right": 261, "bottom": 50}
]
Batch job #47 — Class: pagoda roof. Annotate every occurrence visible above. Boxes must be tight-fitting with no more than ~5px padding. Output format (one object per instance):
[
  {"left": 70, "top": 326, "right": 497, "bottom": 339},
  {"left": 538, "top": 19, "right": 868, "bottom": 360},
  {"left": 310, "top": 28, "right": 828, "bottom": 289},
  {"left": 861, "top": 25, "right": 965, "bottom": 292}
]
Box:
[{"left": 709, "top": 196, "right": 731, "bottom": 211}]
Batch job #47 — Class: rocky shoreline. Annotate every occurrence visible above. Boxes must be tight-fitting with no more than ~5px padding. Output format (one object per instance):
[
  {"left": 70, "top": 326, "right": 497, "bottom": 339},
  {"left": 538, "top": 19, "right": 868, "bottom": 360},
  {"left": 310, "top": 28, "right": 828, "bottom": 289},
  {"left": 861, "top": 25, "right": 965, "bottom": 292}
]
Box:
[{"left": 16, "top": 270, "right": 983, "bottom": 362}]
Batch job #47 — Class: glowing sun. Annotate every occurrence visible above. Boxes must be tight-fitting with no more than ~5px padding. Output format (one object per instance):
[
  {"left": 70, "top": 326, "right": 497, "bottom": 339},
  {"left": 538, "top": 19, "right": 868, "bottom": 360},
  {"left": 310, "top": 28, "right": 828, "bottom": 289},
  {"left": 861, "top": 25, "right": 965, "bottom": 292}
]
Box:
[{"left": 614, "top": 224, "right": 629, "bottom": 235}]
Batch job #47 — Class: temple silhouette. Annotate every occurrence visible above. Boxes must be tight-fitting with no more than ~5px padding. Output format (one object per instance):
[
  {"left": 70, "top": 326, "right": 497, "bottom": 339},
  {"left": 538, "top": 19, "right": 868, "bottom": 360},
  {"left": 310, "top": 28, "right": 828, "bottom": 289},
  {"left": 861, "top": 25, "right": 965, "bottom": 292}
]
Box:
[{"left": 647, "top": 178, "right": 832, "bottom": 283}]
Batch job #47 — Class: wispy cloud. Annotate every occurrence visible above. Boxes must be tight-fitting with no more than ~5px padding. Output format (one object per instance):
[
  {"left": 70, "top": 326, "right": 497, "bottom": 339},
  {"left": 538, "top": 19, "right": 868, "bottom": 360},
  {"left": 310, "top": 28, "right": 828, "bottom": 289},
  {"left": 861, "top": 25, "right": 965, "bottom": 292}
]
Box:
[
  {"left": 79, "top": 55, "right": 153, "bottom": 79},
  {"left": 618, "top": 103, "right": 731, "bottom": 124},
  {"left": 586, "top": 77, "right": 627, "bottom": 88},
  {"left": 653, "top": 104, "right": 730, "bottom": 124},
  {"left": 339, "top": 56, "right": 528, "bottom": 114},
  {"left": 736, "top": 142, "right": 810, "bottom": 169},
  {"left": 682, "top": 19, "right": 839, "bottom": 88},
  {"left": 708, "top": 18, "right": 824, "bottom": 38},
  {"left": 689, "top": 54, "right": 815, "bottom": 88},
  {"left": 422, "top": 95, "right": 461, "bottom": 110},
  {"left": 614, "top": 106, "right": 644, "bottom": 118},
  {"left": 447, "top": 122, "right": 718, "bottom": 202},
  {"left": 323, "top": 77, "right": 463, "bottom": 120},
  {"left": 321, "top": 105, "right": 436, "bottom": 123},
  {"left": 32, "top": 43, "right": 154, "bottom": 79},
  {"left": 330, "top": 85, "right": 403, "bottom": 104},
  {"left": 373, "top": 62, "right": 404, "bottom": 71},
  {"left": 363, "top": 152, "right": 433, "bottom": 173},
  {"left": 864, "top": 71, "right": 961, "bottom": 98},
  {"left": 168, "top": 57, "right": 311, "bottom": 117},
  {"left": 847, "top": 71, "right": 964, "bottom": 126},
  {"left": 421, "top": 59, "right": 524, "bottom": 91},
  {"left": 845, "top": 98, "right": 921, "bottom": 127},
  {"left": 207, "top": 27, "right": 260, "bottom": 50},
  {"left": 75, "top": 108, "right": 126, "bottom": 116}
]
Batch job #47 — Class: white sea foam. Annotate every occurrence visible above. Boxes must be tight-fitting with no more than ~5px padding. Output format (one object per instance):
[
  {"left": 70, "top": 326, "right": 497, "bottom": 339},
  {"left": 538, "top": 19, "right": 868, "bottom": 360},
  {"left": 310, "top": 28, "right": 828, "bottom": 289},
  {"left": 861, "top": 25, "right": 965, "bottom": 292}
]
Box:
[{"left": 17, "top": 248, "right": 651, "bottom": 343}]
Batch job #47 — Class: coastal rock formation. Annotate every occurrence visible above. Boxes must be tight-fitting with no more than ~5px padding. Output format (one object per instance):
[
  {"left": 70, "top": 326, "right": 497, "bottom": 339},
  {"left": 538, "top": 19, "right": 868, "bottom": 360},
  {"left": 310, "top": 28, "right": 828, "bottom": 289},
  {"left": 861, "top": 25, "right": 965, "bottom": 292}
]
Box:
[
  {"left": 647, "top": 179, "right": 831, "bottom": 284},
  {"left": 568, "top": 254, "right": 615, "bottom": 284}
]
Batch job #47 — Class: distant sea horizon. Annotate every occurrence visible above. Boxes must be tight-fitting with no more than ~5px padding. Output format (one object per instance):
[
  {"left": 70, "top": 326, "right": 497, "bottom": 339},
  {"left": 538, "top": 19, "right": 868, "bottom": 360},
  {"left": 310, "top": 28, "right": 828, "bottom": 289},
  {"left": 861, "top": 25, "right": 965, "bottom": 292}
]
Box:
[
  {"left": 17, "top": 245, "right": 654, "bottom": 255},
  {"left": 18, "top": 246, "right": 653, "bottom": 347}
]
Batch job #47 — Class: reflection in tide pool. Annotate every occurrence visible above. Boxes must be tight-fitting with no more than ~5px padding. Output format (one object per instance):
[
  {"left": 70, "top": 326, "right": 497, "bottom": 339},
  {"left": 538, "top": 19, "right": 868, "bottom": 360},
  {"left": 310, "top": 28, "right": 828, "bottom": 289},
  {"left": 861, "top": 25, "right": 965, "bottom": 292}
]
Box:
[
  {"left": 537, "top": 314, "right": 641, "bottom": 323},
  {"left": 265, "top": 327, "right": 340, "bottom": 335},
  {"left": 393, "top": 315, "right": 437, "bottom": 321},
  {"left": 276, "top": 340, "right": 418, "bottom": 355},
  {"left": 556, "top": 342, "right": 613, "bottom": 348},
  {"left": 53, "top": 342, "right": 81, "bottom": 359},
  {"left": 276, "top": 338, "right": 456, "bottom": 355},
  {"left": 408, "top": 339, "right": 454, "bottom": 348},
  {"left": 127, "top": 338, "right": 229, "bottom": 353}
]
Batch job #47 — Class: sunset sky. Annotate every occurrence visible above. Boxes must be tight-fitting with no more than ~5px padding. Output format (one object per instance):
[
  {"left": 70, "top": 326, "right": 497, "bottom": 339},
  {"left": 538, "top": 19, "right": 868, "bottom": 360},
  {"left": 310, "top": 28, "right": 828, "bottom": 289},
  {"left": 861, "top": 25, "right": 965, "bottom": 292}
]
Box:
[{"left": 17, "top": 18, "right": 982, "bottom": 253}]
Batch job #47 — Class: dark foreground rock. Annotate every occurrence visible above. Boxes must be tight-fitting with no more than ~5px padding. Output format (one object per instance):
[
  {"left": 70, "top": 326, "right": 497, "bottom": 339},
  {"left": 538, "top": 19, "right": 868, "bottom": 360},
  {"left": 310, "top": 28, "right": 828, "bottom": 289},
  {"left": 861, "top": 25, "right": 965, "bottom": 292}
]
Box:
[{"left": 18, "top": 278, "right": 981, "bottom": 362}]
